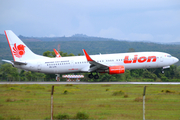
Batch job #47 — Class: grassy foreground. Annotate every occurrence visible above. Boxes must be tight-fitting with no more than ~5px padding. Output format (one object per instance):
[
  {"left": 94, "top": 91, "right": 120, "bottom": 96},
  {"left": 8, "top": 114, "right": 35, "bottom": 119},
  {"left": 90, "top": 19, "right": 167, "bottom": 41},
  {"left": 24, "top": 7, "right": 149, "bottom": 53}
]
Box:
[{"left": 0, "top": 84, "right": 180, "bottom": 119}]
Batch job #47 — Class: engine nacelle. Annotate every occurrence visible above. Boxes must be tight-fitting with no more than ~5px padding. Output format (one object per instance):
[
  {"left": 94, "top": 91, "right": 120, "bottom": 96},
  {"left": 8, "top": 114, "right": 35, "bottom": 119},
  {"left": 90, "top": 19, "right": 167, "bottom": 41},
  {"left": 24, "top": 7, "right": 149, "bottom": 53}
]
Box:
[{"left": 105, "top": 65, "right": 125, "bottom": 74}]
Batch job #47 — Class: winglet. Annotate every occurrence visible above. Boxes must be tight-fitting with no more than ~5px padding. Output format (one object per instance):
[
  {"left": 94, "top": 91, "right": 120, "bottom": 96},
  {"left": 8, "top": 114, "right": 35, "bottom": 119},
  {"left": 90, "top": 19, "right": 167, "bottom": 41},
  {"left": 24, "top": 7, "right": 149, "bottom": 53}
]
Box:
[
  {"left": 82, "top": 49, "right": 93, "bottom": 61},
  {"left": 53, "top": 49, "right": 61, "bottom": 58}
]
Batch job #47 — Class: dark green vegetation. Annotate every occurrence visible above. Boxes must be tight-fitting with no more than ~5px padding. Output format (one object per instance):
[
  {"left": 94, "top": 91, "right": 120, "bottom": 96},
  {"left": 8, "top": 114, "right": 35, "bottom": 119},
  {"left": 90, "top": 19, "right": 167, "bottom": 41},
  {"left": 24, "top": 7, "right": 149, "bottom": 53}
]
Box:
[
  {"left": 1, "top": 62, "right": 180, "bottom": 82},
  {"left": 0, "top": 84, "right": 180, "bottom": 119}
]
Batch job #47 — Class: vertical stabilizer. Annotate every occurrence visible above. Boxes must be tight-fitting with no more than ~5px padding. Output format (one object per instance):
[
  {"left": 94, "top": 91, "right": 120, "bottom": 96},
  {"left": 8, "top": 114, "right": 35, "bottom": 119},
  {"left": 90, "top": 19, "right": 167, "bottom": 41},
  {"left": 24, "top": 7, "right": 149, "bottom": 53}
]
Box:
[{"left": 4, "top": 30, "right": 46, "bottom": 61}]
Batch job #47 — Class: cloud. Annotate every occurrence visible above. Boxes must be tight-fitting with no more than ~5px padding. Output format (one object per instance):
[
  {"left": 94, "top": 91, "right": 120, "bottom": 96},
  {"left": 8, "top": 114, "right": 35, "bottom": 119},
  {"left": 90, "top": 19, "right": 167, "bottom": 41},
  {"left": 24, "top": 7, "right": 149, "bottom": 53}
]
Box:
[
  {"left": 128, "top": 33, "right": 154, "bottom": 41},
  {"left": 99, "top": 27, "right": 125, "bottom": 40},
  {"left": 98, "top": 28, "right": 154, "bottom": 42},
  {"left": 0, "top": 0, "right": 180, "bottom": 43},
  {"left": 156, "top": 34, "right": 174, "bottom": 43},
  {"left": 175, "top": 37, "right": 180, "bottom": 43}
]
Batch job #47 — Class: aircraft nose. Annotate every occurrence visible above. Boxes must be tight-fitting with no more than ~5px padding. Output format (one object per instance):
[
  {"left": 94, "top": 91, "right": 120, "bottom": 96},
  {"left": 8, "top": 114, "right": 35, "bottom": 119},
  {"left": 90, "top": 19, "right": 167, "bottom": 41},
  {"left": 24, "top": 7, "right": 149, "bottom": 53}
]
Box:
[{"left": 173, "top": 57, "right": 179, "bottom": 63}]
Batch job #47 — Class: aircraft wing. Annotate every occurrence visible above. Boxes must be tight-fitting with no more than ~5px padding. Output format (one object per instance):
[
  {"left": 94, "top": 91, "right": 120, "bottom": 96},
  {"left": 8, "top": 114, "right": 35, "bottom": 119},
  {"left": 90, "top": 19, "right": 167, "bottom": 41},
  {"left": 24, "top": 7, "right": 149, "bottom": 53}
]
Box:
[{"left": 82, "top": 49, "right": 108, "bottom": 72}]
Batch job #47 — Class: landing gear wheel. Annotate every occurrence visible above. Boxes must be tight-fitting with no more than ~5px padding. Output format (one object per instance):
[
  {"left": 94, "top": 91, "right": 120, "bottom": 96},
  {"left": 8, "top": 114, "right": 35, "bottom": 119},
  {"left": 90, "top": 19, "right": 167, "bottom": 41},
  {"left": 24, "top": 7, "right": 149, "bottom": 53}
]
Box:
[
  {"left": 88, "top": 74, "right": 94, "bottom": 79},
  {"left": 162, "top": 68, "right": 164, "bottom": 74},
  {"left": 94, "top": 74, "right": 99, "bottom": 79}
]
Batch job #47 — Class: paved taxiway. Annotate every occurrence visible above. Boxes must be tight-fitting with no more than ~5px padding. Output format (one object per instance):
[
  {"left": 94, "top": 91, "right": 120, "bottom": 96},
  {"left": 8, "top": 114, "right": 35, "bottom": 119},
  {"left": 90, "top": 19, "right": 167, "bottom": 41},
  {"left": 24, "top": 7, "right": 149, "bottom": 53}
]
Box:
[{"left": 0, "top": 82, "right": 180, "bottom": 84}]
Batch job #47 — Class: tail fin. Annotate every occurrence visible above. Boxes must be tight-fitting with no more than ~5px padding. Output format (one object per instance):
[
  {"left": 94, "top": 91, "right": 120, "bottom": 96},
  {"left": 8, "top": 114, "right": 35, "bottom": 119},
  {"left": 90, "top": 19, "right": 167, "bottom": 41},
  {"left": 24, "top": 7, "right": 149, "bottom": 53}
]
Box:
[
  {"left": 4, "top": 30, "right": 46, "bottom": 61},
  {"left": 53, "top": 49, "right": 61, "bottom": 58}
]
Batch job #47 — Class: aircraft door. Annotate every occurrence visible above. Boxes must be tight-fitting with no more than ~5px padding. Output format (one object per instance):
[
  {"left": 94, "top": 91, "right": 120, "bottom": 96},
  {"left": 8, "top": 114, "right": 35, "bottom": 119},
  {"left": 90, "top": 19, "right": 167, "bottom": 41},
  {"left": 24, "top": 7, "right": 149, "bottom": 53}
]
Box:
[
  {"left": 71, "top": 60, "right": 74, "bottom": 68},
  {"left": 160, "top": 54, "right": 163, "bottom": 62},
  {"left": 37, "top": 62, "right": 41, "bottom": 71}
]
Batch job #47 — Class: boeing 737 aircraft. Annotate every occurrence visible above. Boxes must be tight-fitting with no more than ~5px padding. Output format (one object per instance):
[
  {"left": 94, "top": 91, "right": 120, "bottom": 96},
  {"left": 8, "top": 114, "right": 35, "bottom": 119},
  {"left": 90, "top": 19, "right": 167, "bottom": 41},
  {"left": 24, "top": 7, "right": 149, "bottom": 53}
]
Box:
[{"left": 3, "top": 30, "right": 179, "bottom": 79}]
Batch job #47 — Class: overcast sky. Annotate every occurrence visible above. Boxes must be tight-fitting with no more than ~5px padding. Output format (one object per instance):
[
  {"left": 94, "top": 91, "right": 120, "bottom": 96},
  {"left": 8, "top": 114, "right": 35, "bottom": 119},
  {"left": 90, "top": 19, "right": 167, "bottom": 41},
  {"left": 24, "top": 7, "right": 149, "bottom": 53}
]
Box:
[{"left": 0, "top": 0, "right": 180, "bottom": 43}]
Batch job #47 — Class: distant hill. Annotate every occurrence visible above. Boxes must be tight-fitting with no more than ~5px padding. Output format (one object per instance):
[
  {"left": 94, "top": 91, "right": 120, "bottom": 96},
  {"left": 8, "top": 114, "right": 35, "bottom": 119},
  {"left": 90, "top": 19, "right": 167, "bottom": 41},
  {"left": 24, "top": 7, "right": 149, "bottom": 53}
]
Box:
[
  {"left": 0, "top": 33, "right": 124, "bottom": 42},
  {"left": 0, "top": 34, "right": 7, "bottom": 42},
  {"left": 0, "top": 33, "right": 180, "bottom": 66},
  {"left": 169, "top": 42, "right": 180, "bottom": 45},
  {"left": 71, "top": 34, "right": 89, "bottom": 37}
]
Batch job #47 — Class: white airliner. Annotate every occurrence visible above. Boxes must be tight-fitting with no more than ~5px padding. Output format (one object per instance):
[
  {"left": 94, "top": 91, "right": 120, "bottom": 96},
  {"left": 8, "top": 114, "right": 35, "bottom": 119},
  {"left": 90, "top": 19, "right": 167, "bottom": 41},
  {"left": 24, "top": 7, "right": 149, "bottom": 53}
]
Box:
[{"left": 3, "top": 30, "right": 179, "bottom": 79}]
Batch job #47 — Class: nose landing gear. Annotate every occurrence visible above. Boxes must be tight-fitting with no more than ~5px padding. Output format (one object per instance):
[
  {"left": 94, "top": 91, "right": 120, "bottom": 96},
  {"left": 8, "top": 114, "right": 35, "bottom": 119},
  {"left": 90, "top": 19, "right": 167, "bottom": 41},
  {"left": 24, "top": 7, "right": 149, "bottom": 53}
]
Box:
[
  {"left": 162, "top": 68, "right": 165, "bottom": 74},
  {"left": 162, "top": 66, "right": 170, "bottom": 74}
]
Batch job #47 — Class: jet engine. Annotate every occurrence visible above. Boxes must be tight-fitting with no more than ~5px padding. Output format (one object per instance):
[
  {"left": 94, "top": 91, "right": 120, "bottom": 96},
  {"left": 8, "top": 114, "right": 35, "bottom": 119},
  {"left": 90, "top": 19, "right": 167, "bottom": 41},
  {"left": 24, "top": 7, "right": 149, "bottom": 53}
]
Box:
[{"left": 105, "top": 65, "right": 125, "bottom": 74}]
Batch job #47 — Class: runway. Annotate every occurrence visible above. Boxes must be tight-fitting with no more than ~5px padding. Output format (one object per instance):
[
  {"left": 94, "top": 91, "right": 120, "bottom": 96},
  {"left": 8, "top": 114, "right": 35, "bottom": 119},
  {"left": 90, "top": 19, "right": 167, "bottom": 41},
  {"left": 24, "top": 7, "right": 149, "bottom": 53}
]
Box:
[{"left": 0, "top": 82, "right": 180, "bottom": 84}]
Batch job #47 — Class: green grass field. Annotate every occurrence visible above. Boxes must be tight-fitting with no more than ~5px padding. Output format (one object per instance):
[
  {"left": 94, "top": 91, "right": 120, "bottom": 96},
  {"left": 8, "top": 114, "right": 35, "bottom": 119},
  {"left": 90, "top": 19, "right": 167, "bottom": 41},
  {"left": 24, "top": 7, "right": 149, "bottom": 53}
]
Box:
[{"left": 0, "top": 84, "right": 180, "bottom": 119}]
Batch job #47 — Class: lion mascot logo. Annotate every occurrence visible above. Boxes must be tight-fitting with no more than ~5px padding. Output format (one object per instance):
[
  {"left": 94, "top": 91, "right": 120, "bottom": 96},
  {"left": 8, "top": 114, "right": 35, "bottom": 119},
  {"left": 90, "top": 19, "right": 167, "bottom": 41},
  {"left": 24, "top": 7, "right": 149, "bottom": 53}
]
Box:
[{"left": 13, "top": 43, "right": 26, "bottom": 58}]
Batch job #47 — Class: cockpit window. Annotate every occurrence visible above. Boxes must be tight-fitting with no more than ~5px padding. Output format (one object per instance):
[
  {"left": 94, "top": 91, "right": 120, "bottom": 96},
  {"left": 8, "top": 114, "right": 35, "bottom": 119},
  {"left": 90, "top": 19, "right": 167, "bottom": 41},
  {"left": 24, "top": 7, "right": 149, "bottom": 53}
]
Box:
[{"left": 167, "top": 55, "right": 171, "bottom": 57}]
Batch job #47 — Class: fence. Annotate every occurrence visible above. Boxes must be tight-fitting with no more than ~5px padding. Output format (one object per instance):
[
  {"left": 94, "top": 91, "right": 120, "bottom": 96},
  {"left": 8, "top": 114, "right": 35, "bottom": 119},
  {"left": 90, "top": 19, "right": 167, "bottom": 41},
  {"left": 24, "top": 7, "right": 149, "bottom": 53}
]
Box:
[{"left": 0, "top": 84, "right": 180, "bottom": 119}]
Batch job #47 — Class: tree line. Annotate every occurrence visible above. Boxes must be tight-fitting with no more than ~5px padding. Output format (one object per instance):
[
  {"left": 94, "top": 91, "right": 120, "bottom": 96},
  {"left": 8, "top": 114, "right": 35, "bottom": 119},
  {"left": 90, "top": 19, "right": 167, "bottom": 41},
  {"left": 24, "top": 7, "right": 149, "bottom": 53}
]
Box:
[{"left": 0, "top": 50, "right": 180, "bottom": 82}]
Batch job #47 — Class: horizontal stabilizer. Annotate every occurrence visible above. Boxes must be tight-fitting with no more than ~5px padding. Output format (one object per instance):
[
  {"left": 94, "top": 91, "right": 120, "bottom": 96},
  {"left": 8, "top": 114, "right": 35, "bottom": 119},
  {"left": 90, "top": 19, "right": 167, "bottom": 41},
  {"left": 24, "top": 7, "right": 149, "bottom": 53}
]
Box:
[{"left": 2, "top": 59, "right": 27, "bottom": 65}]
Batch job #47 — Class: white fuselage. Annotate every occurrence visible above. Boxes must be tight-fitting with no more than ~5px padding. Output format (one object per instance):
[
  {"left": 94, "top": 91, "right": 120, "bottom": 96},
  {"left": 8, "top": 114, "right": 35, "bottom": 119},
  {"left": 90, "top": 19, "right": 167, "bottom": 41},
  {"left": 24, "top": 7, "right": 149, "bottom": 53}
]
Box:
[
  {"left": 4, "top": 30, "right": 179, "bottom": 76},
  {"left": 14, "top": 52, "right": 178, "bottom": 74}
]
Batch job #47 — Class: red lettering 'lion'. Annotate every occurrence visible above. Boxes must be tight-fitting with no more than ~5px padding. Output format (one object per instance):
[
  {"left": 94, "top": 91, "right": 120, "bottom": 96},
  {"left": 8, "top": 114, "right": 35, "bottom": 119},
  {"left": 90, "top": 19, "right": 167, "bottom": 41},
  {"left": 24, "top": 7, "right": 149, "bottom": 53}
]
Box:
[{"left": 13, "top": 43, "right": 25, "bottom": 58}]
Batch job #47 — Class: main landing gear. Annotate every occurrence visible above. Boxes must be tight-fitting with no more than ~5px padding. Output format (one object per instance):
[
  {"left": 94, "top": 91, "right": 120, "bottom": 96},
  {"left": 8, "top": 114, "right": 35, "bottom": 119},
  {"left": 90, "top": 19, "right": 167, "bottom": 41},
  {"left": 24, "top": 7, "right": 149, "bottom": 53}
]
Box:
[
  {"left": 88, "top": 73, "right": 99, "bottom": 79},
  {"left": 56, "top": 74, "right": 60, "bottom": 81}
]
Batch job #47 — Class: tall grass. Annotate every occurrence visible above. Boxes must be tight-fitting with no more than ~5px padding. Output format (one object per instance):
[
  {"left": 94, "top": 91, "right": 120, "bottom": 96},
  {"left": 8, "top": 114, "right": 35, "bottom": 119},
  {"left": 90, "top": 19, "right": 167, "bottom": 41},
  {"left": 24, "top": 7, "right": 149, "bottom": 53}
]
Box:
[{"left": 0, "top": 84, "right": 180, "bottom": 119}]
